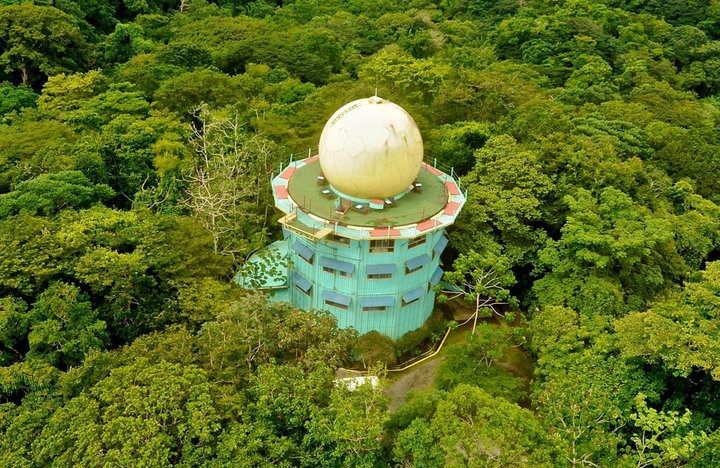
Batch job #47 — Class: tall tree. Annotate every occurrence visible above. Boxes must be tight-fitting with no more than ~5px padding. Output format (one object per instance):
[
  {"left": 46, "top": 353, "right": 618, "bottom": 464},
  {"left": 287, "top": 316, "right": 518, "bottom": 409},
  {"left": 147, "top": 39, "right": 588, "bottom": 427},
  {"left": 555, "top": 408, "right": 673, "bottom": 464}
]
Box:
[{"left": 0, "top": 4, "right": 88, "bottom": 86}]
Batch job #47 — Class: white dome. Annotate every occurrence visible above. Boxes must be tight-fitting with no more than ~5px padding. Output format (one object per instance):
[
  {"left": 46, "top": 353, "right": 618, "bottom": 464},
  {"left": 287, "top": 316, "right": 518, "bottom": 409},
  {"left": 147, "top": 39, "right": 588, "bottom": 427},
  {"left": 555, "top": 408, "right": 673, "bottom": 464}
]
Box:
[{"left": 318, "top": 97, "right": 423, "bottom": 200}]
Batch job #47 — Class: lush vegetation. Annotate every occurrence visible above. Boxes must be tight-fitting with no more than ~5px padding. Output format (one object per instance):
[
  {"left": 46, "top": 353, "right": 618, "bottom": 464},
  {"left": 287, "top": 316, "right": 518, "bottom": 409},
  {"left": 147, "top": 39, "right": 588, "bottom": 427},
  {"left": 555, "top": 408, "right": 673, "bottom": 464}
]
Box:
[{"left": 2, "top": 0, "right": 720, "bottom": 465}]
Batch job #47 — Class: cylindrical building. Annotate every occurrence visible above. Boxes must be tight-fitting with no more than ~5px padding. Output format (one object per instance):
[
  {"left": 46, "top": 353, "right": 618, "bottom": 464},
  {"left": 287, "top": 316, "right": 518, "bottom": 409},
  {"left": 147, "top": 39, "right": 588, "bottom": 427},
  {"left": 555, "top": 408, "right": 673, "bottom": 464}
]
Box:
[{"left": 264, "top": 97, "right": 466, "bottom": 339}]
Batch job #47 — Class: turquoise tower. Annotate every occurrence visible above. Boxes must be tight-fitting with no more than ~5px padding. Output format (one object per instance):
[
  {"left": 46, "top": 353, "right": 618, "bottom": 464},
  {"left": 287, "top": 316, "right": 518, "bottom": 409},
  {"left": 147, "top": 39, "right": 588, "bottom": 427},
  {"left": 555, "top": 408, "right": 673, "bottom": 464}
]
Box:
[{"left": 262, "top": 97, "right": 466, "bottom": 339}]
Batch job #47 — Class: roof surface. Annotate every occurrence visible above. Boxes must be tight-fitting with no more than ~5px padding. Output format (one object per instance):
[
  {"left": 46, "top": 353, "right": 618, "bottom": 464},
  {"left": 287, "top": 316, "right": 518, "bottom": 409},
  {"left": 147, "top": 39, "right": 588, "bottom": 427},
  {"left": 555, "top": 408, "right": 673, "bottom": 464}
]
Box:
[{"left": 286, "top": 159, "right": 447, "bottom": 228}]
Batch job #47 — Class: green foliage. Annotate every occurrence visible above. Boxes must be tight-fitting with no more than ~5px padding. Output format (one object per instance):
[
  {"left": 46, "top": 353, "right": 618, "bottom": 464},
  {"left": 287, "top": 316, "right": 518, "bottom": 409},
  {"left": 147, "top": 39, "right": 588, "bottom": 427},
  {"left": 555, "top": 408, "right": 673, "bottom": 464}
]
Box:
[
  {"left": 2, "top": 0, "right": 720, "bottom": 464},
  {"left": 394, "top": 385, "right": 560, "bottom": 468},
  {"left": 302, "top": 380, "right": 390, "bottom": 468},
  {"left": 0, "top": 171, "right": 113, "bottom": 218},
  {"left": 452, "top": 135, "right": 554, "bottom": 265},
  {"left": 533, "top": 187, "right": 686, "bottom": 316},
  {"left": 436, "top": 325, "right": 526, "bottom": 402},
  {"left": 356, "top": 330, "right": 397, "bottom": 367},
  {"left": 0, "top": 4, "right": 88, "bottom": 85},
  {"left": 34, "top": 359, "right": 220, "bottom": 467},
  {"left": 615, "top": 261, "right": 720, "bottom": 380},
  {"left": 623, "top": 393, "right": 704, "bottom": 467},
  {"left": 429, "top": 121, "right": 492, "bottom": 176},
  {"left": 27, "top": 282, "right": 108, "bottom": 367},
  {"left": 0, "top": 81, "right": 36, "bottom": 116},
  {"left": 393, "top": 308, "right": 448, "bottom": 357},
  {"left": 358, "top": 48, "right": 443, "bottom": 104}
]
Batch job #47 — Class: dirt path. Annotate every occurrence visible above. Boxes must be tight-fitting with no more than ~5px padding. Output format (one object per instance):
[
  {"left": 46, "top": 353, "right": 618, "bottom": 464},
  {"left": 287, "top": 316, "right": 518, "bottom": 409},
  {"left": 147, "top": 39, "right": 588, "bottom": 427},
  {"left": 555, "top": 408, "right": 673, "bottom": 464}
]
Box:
[{"left": 384, "top": 356, "right": 445, "bottom": 412}]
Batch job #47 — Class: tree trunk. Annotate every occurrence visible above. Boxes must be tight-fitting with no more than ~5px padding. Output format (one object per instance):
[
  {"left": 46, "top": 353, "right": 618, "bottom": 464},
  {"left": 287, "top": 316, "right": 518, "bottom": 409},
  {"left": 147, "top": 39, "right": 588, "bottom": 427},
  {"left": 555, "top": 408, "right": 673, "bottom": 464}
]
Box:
[{"left": 21, "top": 63, "right": 29, "bottom": 86}]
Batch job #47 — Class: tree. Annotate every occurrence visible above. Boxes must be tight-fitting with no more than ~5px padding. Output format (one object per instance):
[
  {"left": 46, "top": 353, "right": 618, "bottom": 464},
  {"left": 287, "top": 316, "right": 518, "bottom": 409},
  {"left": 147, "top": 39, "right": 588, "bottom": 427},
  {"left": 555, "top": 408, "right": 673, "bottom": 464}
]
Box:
[
  {"left": 27, "top": 282, "right": 108, "bottom": 367},
  {"left": 356, "top": 330, "right": 397, "bottom": 367},
  {"left": 435, "top": 324, "right": 526, "bottom": 403},
  {"left": 529, "top": 306, "right": 658, "bottom": 468},
  {"left": 0, "top": 296, "right": 28, "bottom": 365},
  {"left": 439, "top": 250, "right": 518, "bottom": 333},
  {"left": 623, "top": 394, "right": 704, "bottom": 468},
  {"left": 184, "top": 106, "right": 279, "bottom": 259},
  {"left": 302, "top": 379, "right": 391, "bottom": 468},
  {"left": 0, "top": 171, "right": 114, "bottom": 219},
  {"left": 395, "top": 385, "right": 560, "bottom": 468},
  {"left": 32, "top": 359, "right": 221, "bottom": 467},
  {"left": 615, "top": 261, "right": 720, "bottom": 380},
  {"left": 0, "top": 4, "right": 88, "bottom": 85},
  {"left": 452, "top": 135, "right": 554, "bottom": 265},
  {"left": 153, "top": 69, "right": 244, "bottom": 115},
  {"left": 533, "top": 187, "right": 686, "bottom": 316},
  {"left": 358, "top": 47, "right": 443, "bottom": 104},
  {"left": 429, "top": 121, "right": 492, "bottom": 176},
  {"left": 0, "top": 81, "right": 37, "bottom": 116}
]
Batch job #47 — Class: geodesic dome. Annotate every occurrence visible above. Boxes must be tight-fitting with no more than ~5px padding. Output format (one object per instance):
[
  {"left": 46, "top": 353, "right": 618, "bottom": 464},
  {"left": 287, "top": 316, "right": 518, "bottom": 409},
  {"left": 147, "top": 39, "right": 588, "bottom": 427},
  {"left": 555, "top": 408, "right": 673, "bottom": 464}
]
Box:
[{"left": 318, "top": 97, "right": 424, "bottom": 200}]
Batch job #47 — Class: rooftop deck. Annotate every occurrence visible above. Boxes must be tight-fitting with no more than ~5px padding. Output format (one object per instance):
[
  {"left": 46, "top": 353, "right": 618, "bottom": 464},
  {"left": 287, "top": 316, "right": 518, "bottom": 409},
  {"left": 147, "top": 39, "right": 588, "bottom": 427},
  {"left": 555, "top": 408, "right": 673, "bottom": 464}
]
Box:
[{"left": 286, "top": 160, "right": 448, "bottom": 228}]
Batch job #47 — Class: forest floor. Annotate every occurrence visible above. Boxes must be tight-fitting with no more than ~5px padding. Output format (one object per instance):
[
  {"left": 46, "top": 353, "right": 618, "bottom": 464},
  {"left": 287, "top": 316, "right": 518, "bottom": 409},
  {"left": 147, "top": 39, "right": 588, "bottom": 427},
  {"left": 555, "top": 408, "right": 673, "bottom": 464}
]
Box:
[{"left": 383, "top": 298, "right": 536, "bottom": 411}]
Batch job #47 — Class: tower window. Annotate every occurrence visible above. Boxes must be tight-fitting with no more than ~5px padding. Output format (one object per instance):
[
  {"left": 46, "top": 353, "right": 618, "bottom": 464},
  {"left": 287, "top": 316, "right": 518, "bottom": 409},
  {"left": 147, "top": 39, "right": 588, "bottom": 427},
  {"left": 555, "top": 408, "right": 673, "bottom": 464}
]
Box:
[
  {"left": 369, "top": 239, "right": 394, "bottom": 253},
  {"left": 324, "top": 299, "right": 349, "bottom": 310},
  {"left": 368, "top": 273, "right": 392, "bottom": 279},
  {"left": 401, "top": 286, "right": 425, "bottom": 307},
  {"left": 362, "top": 306, "right": 387, "bottom": 312},
  {"left": 408, "top": 235, "right": 427, "bottom": 249},
  {"left": 323, "top": 266, "right": 353, "bottom": 278},
  {"left": 296, "top": 284, "right": 312, "bottom": 297},
  {"left": 402, "top": 298, "right": 419, "bottom": 307},
  {"left": 406, "top": 265, "right": 423, "bottom": 275},
  {"left": 327, "top": 234, "right": 351, "bottom": 246}
]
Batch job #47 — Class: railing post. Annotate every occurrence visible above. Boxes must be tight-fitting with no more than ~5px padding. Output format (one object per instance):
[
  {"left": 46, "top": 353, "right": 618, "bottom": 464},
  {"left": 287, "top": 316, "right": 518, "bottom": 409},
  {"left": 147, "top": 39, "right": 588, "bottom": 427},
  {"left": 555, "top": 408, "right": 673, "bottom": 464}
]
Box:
[
  {"left": 308, "top": 148, "right": 312, "bottom": 159},
  {"left": 434, "top": 158, "right": 437, "bottom": 168},
  {"left": 290, "top": 153, "right": 293, "bottom": 163}
]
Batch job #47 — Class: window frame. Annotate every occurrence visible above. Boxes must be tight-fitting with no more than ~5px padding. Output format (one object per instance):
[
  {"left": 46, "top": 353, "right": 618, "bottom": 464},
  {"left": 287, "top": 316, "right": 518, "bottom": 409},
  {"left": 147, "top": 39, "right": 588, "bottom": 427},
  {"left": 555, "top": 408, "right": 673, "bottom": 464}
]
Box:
[
  {"left": 405, "top": 264, "right": 423, "bottom": 275},
  {"left": 367, "top": 273, "right": 393, "bottom": 280},
  {"left": 323, "top": 266, "right": 352, "bottom": 278},
  {"left": 324, "top": 299, "right": 349, "bottom": 310},
  {"left": 327, "top": 234, "right": 351, "bottom": 246},
  {"left": 369, "top": 239, "right": 395, "bottom": 254},
  {"left": 296, "top": 284, "right": 312, "bottom": 297},
  {"left": 402, "top": 298, "right": 419, "bottom": 307},
  {"left": 407, "top": 235, "right": 427, "bottom": 249}
]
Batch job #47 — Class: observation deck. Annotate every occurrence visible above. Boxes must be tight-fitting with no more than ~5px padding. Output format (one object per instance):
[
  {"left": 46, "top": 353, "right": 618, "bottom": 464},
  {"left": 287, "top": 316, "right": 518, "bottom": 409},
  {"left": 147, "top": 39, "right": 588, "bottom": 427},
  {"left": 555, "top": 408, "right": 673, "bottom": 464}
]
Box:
[{"left": 271, "top": 154, "right": 467, "bottom": 241}]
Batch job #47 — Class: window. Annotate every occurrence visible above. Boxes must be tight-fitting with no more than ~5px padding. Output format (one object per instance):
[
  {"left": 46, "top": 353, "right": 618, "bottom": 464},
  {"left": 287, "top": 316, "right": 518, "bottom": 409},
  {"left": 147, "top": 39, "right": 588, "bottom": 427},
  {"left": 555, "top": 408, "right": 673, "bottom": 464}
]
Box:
[
  {"left": 362, "top": 306, "right": 387, "bottom": 312},
  {"left": 369, "top": 239, "right": 394, "bottom": 253},
  {"left": 368, "top": 273, "right": 392, "bottom": 279},
  {"left": 327, "top": 234, "right": 351, "bottom": 246},
  {"left": 299, "top": 255, "right": 313, "bottom": 265},
  {"left": 408, "top": 235, "right": 426, "bottom": 249},
  {"left": 323, "top": 266, "right": 352, "bottom": 278},
  {"left": 402, "top": 298, "right": 419, "bottom": 307},
  {"left": 325, "top": 299, "right": 349, "bottom": 310},
  {"left": 296, "top": 284, "right": 311, "bottom": 297},
  {"left": 406, "top": 264, "right": 423, "bottom": 275}
]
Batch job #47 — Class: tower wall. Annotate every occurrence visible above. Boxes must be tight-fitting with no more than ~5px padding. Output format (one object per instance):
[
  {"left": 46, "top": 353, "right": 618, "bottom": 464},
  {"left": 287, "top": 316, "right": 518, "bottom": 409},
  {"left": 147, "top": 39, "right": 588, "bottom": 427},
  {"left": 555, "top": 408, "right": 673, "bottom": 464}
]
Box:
[{"left": 286, "top": 229, "right": 448, "bottom": 339}]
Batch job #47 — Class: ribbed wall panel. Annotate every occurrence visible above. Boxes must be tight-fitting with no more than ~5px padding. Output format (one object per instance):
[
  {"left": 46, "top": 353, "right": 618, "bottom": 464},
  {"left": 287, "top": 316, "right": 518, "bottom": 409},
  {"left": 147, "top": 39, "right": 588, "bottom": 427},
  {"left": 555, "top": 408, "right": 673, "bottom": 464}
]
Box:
[{"left": 284, "top": 229, "right": 445, "bottom": 339}]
